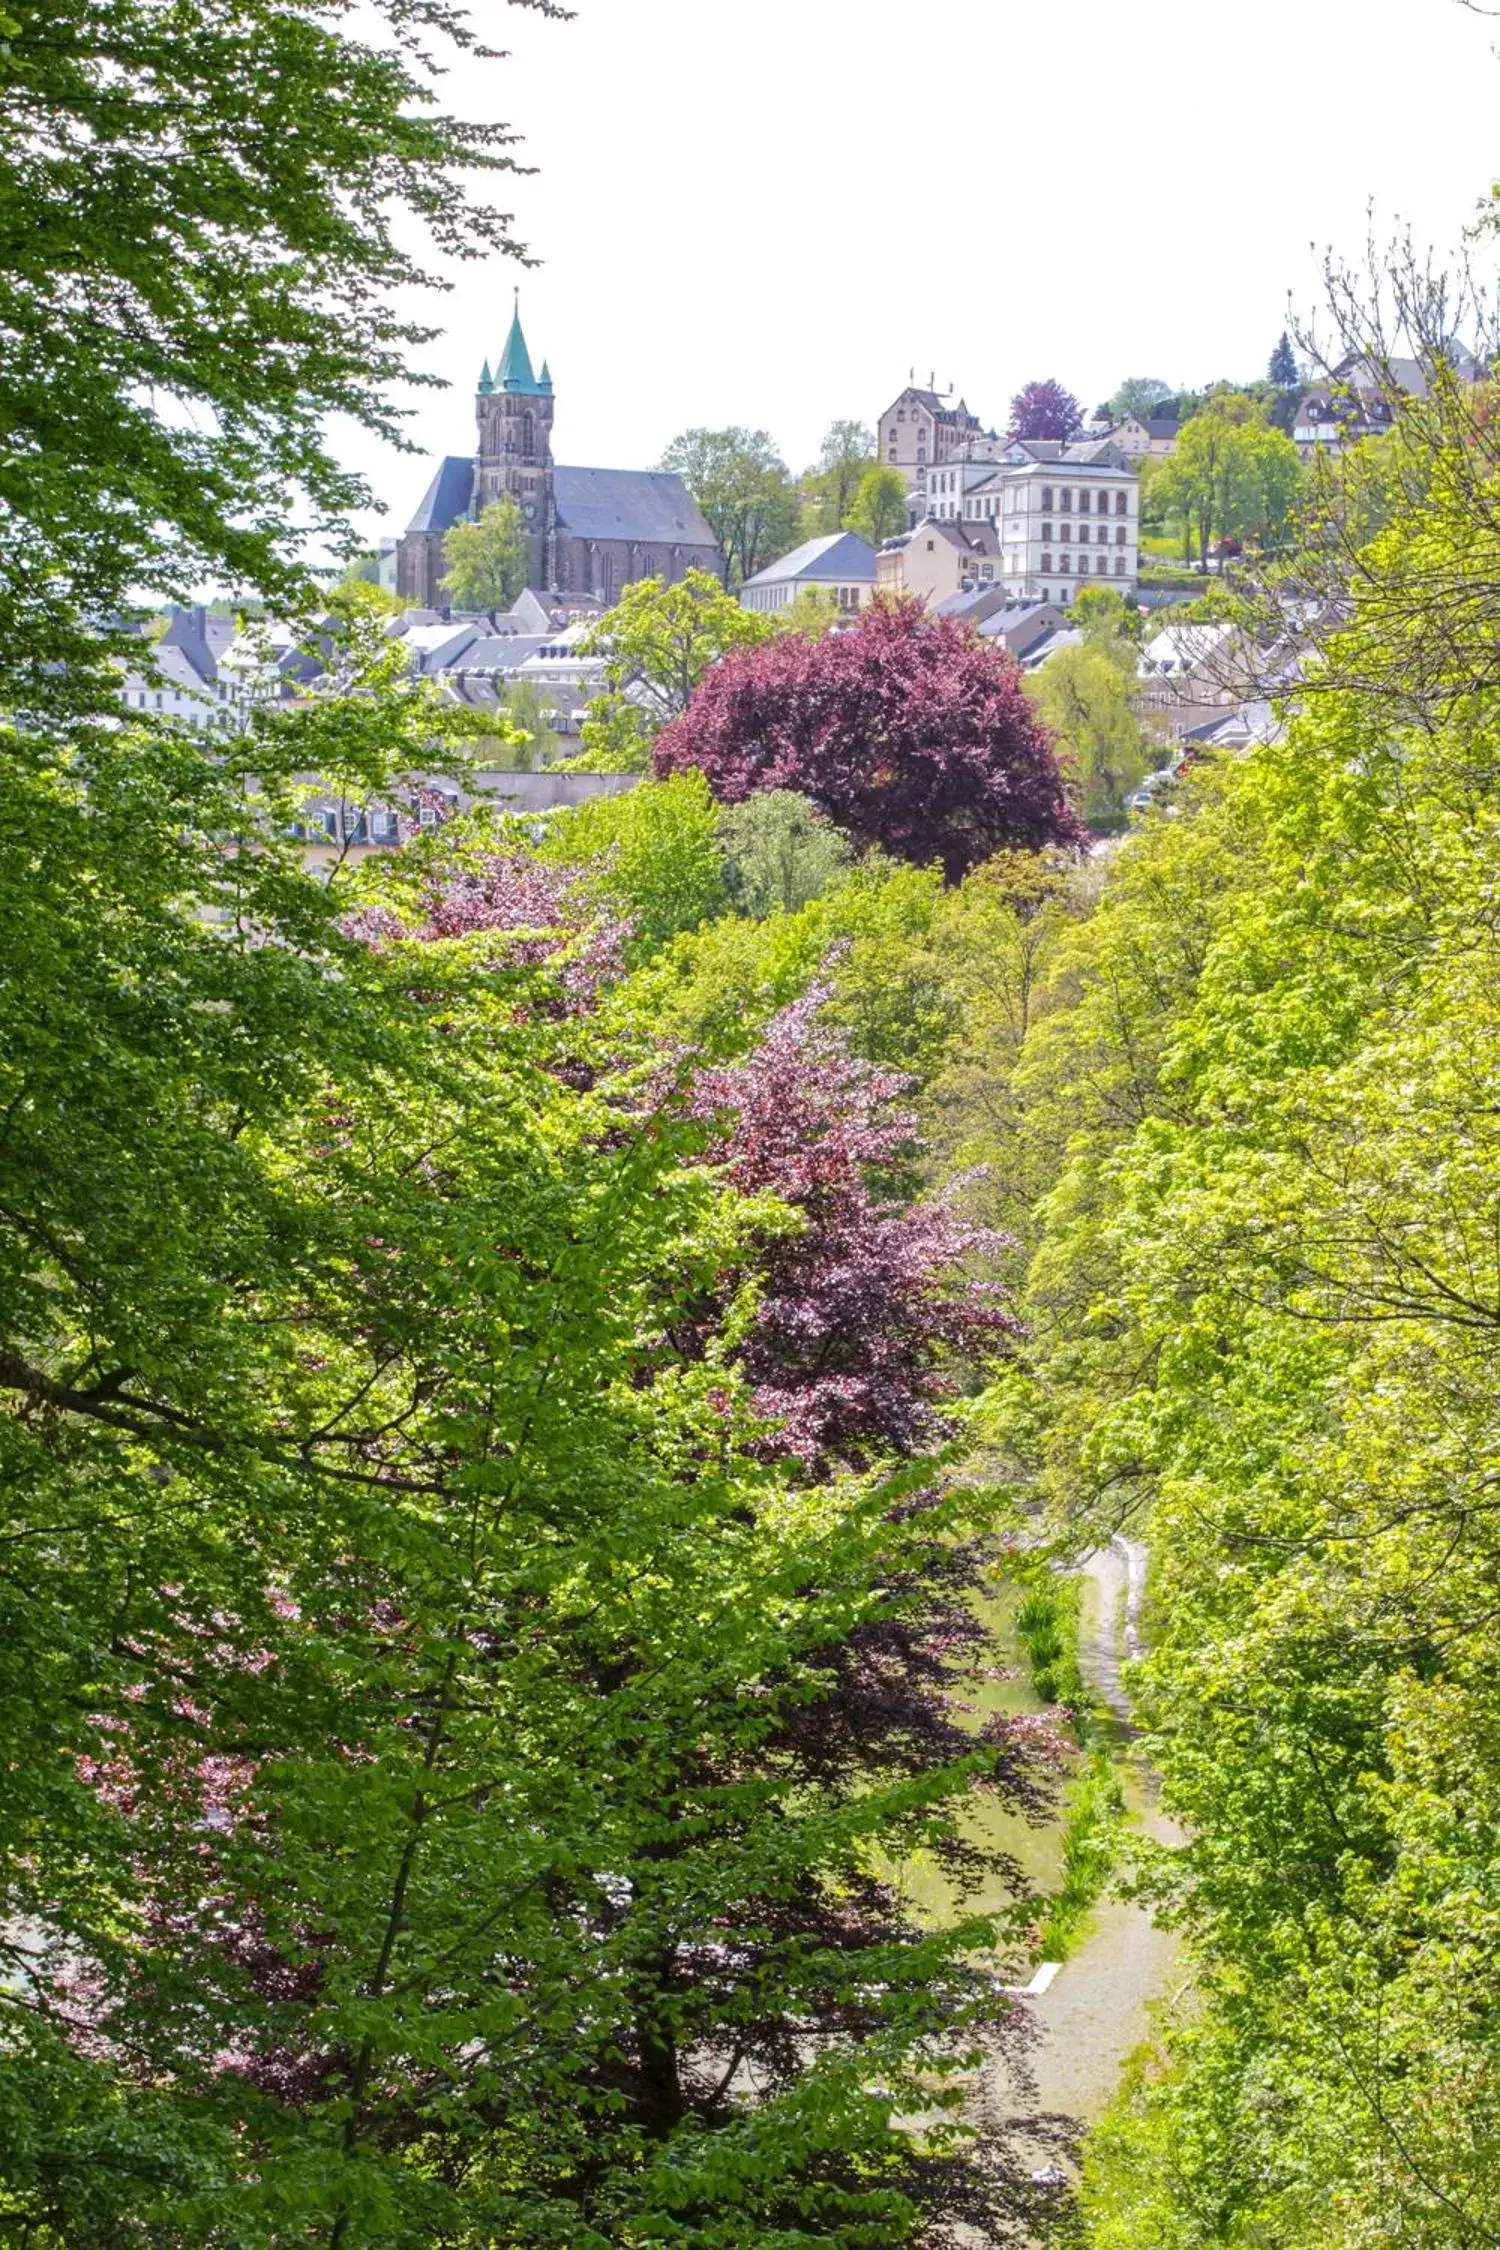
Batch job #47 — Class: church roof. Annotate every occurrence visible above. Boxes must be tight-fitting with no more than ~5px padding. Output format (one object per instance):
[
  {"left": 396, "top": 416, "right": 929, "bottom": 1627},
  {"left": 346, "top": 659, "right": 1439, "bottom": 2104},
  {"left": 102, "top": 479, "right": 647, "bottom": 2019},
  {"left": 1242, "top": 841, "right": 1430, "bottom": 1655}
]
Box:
[
  {"left": 496, "top": 299, "right": 547, "bottom": 395},
  {"left": 406, "top": 455, "right": 475, "bottom": 533},
  {"left": 553, "top": 466, "right": 717, "bottom": 549},
  {"left": 402, "top": 458, "right": 721, "bottom": 557}
]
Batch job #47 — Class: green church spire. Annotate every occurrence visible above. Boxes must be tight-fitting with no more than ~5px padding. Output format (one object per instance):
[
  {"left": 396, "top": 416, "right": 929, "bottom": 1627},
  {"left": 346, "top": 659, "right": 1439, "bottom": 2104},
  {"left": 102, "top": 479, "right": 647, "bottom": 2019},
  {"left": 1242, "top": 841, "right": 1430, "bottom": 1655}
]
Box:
[
  {"left": 496, "top": 290, "right": 544, "bottom": 395},
  {"left": 538, "top": 359, "right": 554, "bottom": 396},
  {"left": 477, "top": 358, "right": 493, "bottom": 395}
]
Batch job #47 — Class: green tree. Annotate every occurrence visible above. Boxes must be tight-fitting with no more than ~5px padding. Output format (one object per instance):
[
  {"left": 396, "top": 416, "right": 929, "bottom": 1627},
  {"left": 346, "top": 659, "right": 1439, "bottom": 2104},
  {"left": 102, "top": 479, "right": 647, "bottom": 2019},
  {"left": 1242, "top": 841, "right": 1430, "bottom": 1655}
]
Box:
[
  {"left": 775, "top": 584, "right": 843, "bottom": 637},
  {"left": 659, "top": 426, "right": 803, "bottom": 585},
  {"left": 569, "top": 567, "right": 776, "bottom": 770},
  {"left": 844, "top": 464, "right": 910, "bottom": 545},
  {"left": 802, "top": 417, "right": 876, "bottom": 530},
  {"left": 0, "top": 0, "right": 545, "bottom": 724},
  {"left": 1148, "top": 390, "right": 1302, "bottom": 561},
  {"left": 718, "top": 788, "right": 852, "bottom": 917},
  {"left": 1108, "top": 376, "right": 1174, "bottom": 422},
  {"left": 1028, "top": 635, "right": 1148, "bottom": 821},
  {"left": 493, "top": 674, "right": 560, "bottom": 767},
  {"left": 1269, "top": 329, "right": 1300, "bottom": 387},
  {"left": 541, "top": 770, "right": 728, "bottom": 948},
  {"left": 439, "top": 497, "right": 531, "bottom": 610}
]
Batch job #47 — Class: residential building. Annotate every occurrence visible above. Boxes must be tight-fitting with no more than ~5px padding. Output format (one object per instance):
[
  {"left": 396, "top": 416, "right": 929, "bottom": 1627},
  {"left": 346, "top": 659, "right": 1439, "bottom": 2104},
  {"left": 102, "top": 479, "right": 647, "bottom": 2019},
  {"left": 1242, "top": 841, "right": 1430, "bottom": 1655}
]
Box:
[
  {"left": 876, "top": 516, "right": 1004, "bottom": 606},
  {"left": 876, "top": 383, "right": 998, "bottom": 521},
  {"left": 983, "top": 438, "right": 1139, "bottom": 605},
  {"left": 1105, "top": 413, "right": 1180, "bottom": 459},
  {"left": 738, "top": 531, "right": 878, "bottom": 615},
  {"left": 1292, "top": 347, "right": 1479, "bottom": 460},
  {"left": 396, "top": 298, "right": 723, "bottom": 607},
  {"left": 930, "top": 588, "right": 1065, "bottom": 659},
  {"left": 118, "top": 605, "right": 246, "bottom": 733},
  {"left": 889, "top": 439, "right": 1140, "bottom": 608}
]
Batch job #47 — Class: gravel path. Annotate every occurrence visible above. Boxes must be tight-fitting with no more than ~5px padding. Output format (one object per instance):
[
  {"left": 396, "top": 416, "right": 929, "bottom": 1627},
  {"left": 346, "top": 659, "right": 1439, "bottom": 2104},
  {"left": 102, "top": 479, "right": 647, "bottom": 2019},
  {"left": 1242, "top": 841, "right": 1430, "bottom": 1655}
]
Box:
[{"left": 997, "top": 1540, "right": 1185, "bottom": 2126}]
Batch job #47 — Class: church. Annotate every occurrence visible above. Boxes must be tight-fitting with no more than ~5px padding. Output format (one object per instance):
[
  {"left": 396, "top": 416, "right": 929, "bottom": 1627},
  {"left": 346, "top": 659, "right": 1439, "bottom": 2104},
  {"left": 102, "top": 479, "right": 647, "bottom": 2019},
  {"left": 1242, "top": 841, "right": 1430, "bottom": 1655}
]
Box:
[{"left": 395, "top": 300, "right": 724, "bottom": 608}]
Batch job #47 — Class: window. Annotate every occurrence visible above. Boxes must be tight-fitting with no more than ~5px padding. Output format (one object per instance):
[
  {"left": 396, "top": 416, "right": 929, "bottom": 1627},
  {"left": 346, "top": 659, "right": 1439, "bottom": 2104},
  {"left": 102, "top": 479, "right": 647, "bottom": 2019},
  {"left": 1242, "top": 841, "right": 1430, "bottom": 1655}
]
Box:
[
  {"left": 1041, "top": 521, "right": 1052, "bottom": 542},
  {"left": 1114, "top": 555, "right": 1127, "bottom": 575},
  {"left": 1116, "top": 524, "right": 1127, "bottom": 547},
  {"left": 1078, "top": 489, "right": 1090, "bottom": 512},
  {"left": 1060, "top": 488, "right": 1072, "bottom": 512},
  {"left": 1095, "top": 555, "right": 1107, "bottom": 575},
  {"left": 1040, "top": 485, "right": 1053, "bottom": 510},
  {"left": 925, "top": 539, "right": 935, "bottom": 552},
  {"left": 1041, "top": 553, "right": 1052, "bottom": 572},
  {"left": 1060, "top": 553, "right": 1071, "bottom": 574},
  {"left": 1078, "top": 524, "right": 1089, "bottom": 544},
  {"left": 1116, "top": 490, "right": 1128, "bottom": 516}
]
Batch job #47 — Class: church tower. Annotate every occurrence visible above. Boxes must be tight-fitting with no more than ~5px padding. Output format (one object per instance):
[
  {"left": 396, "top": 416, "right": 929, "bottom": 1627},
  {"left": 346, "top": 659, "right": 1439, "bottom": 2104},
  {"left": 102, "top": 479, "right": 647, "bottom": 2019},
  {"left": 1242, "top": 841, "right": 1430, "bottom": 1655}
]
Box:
[{"left": 474, "top": 294, "right": 555, "bottom": 590}]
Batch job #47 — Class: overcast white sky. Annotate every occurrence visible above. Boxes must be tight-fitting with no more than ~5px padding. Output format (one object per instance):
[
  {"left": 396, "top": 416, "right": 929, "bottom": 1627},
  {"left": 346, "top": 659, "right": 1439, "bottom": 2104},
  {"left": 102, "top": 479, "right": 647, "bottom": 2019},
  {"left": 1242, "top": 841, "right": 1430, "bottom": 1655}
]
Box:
[{"left": 344, "top": 0, "right": 1500, "bottom": 545}]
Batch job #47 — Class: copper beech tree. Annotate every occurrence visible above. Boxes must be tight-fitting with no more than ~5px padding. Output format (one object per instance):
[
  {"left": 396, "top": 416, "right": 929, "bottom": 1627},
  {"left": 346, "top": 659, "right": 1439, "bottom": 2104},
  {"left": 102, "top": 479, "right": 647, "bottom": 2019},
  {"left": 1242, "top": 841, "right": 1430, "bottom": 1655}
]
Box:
[{"left": 653, "top": 602, "right": 1087, "bottom": 882}]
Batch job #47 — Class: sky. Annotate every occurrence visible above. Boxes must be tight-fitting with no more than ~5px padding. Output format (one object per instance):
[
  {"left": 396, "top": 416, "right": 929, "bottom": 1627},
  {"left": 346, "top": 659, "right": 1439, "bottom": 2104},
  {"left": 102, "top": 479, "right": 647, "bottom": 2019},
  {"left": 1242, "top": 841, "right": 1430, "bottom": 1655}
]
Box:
[{"left": 344, "top": 0, "right": 1500, "bottom": 546}]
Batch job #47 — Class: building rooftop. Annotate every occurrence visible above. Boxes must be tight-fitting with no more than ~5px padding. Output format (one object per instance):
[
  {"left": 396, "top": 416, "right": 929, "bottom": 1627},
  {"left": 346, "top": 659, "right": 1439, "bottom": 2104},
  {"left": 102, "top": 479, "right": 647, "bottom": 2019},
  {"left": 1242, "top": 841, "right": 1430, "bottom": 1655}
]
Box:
[
  {"left": 740, "top": 531, "right": 878, "bottom": 588},
  {"left": 553, "top": 466, "right": 717, "bottom": 549}
]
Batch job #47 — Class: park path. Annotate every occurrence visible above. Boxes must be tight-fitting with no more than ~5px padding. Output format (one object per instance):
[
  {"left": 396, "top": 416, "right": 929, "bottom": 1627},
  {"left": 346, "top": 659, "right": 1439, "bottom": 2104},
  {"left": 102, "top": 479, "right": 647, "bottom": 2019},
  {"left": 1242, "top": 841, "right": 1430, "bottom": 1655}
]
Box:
[{"left": 1000, "top": 1539, "right": 1185, "bottom": 2125}]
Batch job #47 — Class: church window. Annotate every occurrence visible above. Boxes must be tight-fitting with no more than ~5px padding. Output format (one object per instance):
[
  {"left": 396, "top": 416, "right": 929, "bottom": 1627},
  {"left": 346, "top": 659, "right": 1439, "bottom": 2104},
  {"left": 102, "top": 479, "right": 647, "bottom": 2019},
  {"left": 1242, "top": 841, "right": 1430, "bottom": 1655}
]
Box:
[{"left": 523, "top": 411, "right": 534, "bottom": 452}]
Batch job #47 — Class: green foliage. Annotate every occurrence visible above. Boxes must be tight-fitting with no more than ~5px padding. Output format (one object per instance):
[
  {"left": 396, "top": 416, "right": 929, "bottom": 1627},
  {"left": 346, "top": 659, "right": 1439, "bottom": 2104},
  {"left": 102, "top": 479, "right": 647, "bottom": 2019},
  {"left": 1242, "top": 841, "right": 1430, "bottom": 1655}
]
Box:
[
  {"left": 803, "top": 418, "right": 876, "bottom": 531},
  {"left": 571, "top": 569, "right": 776, "bottom": 769},
  {"left": 1107, "top": 377, "right": 1173, "bottom": 422},
  {"left": 541, "top": 771, "right": 727, "bottom": 949},
  {"left": 1268, "top": 330, "right": 1300, "bottom": 388},
  {"left": 1038, "top": 1750, "right": 1123, "bottom": 1961},
  {"left": 659, "top": 428, "right": 803, "bottom": 586},
  {"left": 718, "top": 789, "right": 852, "bottom": 918},
  {"left": 1018, "top": 416, "right": 1500, "bottom": 2235},
  {"left": 440, "top": 496, "right": 531, "bottom": 610},
  {"left": 845, "top": 464, "right": 910, "bottom": 546},
  {"left": 629, "top": 856, "right": 956, "bottom": 1076},
  {"left": 0, "top": 0, "right": 546, "bottom": 724},
  {"left": 1145, "top": 390, "right": 1304, "bottom": 562},
  {"left": 774, "top": 584, "right": 844, "bottom": 638},
  {"left": 492, "top": 673, "right": 561, "bottom": 769},
  {"left": 1028, "top": 636, "right": 1149, "bottom": 822}
]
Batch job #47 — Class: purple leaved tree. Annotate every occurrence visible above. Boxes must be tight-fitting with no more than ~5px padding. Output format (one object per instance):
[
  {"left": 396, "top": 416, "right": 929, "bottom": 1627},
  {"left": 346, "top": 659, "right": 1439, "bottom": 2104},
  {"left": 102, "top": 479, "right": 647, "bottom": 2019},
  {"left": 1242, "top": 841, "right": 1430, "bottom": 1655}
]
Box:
[{"left": 1007, "top": 379, "right": 1084, "bottom": 443}]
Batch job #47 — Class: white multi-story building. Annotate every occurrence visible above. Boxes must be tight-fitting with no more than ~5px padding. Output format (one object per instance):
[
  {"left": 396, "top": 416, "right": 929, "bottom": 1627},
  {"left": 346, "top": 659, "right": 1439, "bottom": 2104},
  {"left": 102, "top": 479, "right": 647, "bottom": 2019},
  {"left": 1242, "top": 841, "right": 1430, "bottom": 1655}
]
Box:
[
  {"left": 977, "top": 439, "right": 1138, "bottom": 606},
  {"left": 880, "top": 439, "right": 1139, "bottom": 609}
]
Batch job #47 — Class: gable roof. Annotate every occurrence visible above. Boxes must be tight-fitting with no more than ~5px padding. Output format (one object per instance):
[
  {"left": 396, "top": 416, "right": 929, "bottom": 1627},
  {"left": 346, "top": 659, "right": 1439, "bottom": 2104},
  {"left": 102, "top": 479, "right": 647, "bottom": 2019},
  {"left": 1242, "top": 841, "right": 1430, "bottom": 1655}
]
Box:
[
  {"left": 740, "top": 532, "right": 878, "bottom": 589},
  {"left": 406, "top": 455, "right": 475, "bottom": 534},
  {"left": 159, "top": 603, "right": 235, "bottom": 685},
  {"left": 553, "top": 466, "right": 718, "bottom": 549}
]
